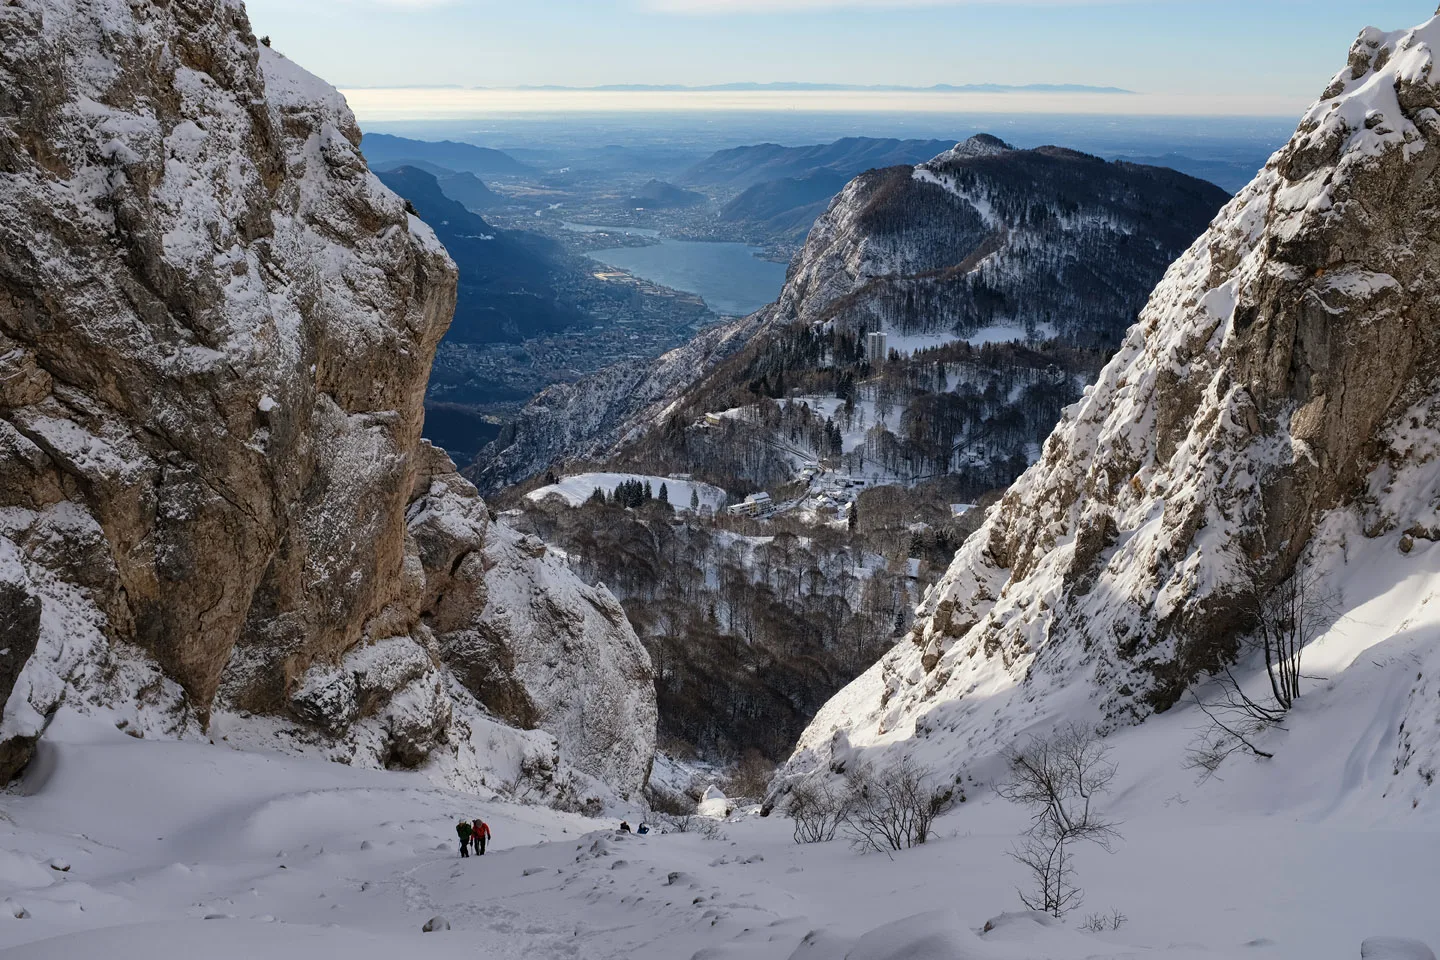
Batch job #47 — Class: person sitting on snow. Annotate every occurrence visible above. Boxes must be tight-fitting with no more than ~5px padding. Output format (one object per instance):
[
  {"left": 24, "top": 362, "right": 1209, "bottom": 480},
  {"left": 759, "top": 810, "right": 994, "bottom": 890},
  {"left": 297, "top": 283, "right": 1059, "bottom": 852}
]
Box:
[
  {"left": 472, "top": 818, "right": 491, "bottom": 855},
  {"left": 456, "top": 819, "right": 472, "bottom": 858},
  {"left": 636, "top": 823, "right": 650, "bottom": 835},
  {"left": 618, "top": 820, "right": 632, "bottom": 833}
]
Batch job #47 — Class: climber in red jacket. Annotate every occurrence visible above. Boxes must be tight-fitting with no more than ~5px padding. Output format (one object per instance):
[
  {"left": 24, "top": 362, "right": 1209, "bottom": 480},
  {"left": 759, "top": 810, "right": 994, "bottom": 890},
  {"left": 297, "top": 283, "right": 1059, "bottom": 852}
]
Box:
[{"left": 472, "top": 818, "right": 491, "bottom": 855}]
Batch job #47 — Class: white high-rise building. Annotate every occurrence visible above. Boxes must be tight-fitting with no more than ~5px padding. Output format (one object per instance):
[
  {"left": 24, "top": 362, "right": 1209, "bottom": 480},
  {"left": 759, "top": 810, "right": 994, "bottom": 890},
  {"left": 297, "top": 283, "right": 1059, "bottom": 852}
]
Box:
[{"left": 865, "top": 331, "right": 888, "bottom": 365}]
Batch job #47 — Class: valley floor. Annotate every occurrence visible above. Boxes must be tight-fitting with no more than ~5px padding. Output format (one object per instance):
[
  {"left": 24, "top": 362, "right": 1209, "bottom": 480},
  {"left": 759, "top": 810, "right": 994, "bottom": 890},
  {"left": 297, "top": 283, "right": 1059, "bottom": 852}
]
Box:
[{"left": 1, "top": 707, "right": 1437, "bottom": 960}]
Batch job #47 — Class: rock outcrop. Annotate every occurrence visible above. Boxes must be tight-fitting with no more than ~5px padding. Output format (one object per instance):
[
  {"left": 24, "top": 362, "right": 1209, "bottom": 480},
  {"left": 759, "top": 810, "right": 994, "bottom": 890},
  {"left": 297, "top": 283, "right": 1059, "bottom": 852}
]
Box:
[
  {"left": 0, "top": 0, "right": 654, "bottom": 796},
  {"left": 779, "top": 13, "right": 1440, "bottom": 787}
]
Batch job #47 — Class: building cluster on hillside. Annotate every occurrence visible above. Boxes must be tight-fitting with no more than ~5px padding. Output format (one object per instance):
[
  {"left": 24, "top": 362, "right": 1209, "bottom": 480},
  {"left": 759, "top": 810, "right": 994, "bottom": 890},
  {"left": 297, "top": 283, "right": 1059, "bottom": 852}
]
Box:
[{"left": 726, "top": 492, "right": 774, "bottom": 517}]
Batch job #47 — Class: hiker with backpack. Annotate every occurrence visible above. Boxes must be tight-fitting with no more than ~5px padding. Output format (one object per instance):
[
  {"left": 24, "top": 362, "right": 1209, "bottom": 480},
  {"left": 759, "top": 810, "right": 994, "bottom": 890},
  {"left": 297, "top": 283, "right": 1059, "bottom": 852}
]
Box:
[
  {"left": 456, "top": 819, "right": 472, "bottom": 858},
  {"left": 471, "top": 818, "right": 491, "bottom": 855}
]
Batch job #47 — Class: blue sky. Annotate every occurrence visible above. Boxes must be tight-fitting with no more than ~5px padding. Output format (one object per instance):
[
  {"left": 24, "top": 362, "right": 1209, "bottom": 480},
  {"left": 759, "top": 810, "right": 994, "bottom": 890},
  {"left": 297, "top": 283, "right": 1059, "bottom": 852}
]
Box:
[{"left": 246, "top": 0, "right": 1434, "bottom": 100}]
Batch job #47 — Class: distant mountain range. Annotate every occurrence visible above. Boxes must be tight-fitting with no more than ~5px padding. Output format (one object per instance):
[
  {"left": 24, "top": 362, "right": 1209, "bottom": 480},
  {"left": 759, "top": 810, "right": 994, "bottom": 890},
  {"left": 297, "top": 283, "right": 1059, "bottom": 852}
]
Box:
[
  {"left": 684, "top": 137, "right": 961, "bottom": 188},
  {"left": 432, "top": 170, "right": 504, "bottom": 212},
  {"left": 511, "top": 82, "right": 1134, "bottom": 94},
  {"left": 718, "top": 169, "right": 851, "bottom": 242},
  {"left": 361, "top": 133, "right": 534, "bottom": 176},
  {"left": 474, "top": 135, "right": 1229, "bottom": 493}
]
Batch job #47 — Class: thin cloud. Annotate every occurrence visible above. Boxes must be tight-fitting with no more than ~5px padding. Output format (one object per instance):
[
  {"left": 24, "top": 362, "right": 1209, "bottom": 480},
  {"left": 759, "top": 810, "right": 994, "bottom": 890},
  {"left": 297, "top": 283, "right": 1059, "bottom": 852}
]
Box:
[
  {"left": 645, "top": 0, "right": 1132, "bottom": 11},
  {"left": 336, "top": 0, "right": 460, "bottom": 7}
]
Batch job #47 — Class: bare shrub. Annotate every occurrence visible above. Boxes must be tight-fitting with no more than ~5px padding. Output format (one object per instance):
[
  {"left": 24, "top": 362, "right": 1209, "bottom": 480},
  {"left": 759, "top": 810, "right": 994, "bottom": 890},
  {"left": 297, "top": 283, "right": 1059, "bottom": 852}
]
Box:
[
  {"left": 548, "top": 773, "right": 604, "bottom": 817},
  {"left": 1081, "top": 909, "right": 1128, "bottom": 932},
  {"left": 656, "top": 811, "right": 697, "bottom": 833},
  {"left": 787, "top": 778, "right": 848, "bottom": 844},
  {"left": 1183, "top": 696, "right": 1274, "bottom": 780},
  {"left": 785, "top": 757, "right": 961, "bottom": 849},
  {"left": 653, "top": 811, "right": 726, "bottom": 841},
  {"left": 500, "top": 754, "right": 554, "bottom": 805},
  {"left": 840, "top": 756, "right": 957, "bottom": 853},
  {"left": 997, "top": 724, "right": 1121, "bottom": 917}
]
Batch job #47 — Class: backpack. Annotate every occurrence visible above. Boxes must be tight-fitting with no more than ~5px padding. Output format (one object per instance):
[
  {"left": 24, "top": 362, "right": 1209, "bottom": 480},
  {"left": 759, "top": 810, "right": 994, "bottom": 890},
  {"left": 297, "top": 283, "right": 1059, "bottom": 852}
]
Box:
[{"left": 457, "top": 821, "right": 472, "bottom": 838}]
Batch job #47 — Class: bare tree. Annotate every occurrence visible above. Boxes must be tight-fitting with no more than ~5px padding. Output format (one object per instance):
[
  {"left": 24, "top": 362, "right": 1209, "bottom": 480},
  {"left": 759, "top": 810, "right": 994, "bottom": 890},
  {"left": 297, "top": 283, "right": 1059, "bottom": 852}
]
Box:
[
  {"left": 996, "top": 724, "right": 1121, "bottom": 916},
  {"left": 1186, "top": 563, "right": 1339, "bottom": 778},
  {"left": 1250, "top": 562, "right": 1337, "bottom": 710}
]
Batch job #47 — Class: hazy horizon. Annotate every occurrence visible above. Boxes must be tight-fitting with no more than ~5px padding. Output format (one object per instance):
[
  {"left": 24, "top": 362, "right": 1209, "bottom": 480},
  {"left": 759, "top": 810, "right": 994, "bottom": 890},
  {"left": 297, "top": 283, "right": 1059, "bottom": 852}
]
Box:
[
  {"left": 248, "top": 0, "right": 1438, "bottom": 121},
  {"left": 337, "top": 87, "right": 1310, "bottom": 123}
]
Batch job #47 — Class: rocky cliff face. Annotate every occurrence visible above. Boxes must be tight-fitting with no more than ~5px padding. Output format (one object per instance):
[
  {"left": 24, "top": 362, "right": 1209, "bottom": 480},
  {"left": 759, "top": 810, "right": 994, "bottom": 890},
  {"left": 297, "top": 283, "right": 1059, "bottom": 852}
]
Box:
[
  {"left": 0, "top": 0, "right": 654, "bottom": 798},
  {"left": 779, "top": 13, "right": 1440, "bottom": 789}
]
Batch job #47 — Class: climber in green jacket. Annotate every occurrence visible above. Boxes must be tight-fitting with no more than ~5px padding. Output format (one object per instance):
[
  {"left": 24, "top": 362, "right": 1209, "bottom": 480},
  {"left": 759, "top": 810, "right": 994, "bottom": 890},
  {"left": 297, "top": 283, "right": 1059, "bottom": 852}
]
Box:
[{"left": 456, "top": 819, "right": 472, "bottom": 858}]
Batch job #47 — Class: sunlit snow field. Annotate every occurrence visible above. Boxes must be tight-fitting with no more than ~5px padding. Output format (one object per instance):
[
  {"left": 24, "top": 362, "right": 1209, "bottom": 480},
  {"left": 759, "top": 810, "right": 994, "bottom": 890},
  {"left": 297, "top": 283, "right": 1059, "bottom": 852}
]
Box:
[{"left": 1, "top": 690, "right": 1436, "bottom": 960}]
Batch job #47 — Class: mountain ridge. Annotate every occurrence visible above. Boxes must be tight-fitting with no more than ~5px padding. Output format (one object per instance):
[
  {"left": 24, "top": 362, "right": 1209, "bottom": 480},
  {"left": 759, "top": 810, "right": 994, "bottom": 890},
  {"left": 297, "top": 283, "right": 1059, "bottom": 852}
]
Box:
[
  {"left": 774, "top": 12, "right": 1440, "bottom": 811},
  {"left": 374, "top": 165, "right": 586, "bottom": 344},
  {"left": 473, "top": 136, "right": 1228, "bottom": 495},
  {"left": 361, "top": 132, "right": 534, "bottom": 176},
  {"left": 683, "top": 136, "right": 961, "bottom": 188}
]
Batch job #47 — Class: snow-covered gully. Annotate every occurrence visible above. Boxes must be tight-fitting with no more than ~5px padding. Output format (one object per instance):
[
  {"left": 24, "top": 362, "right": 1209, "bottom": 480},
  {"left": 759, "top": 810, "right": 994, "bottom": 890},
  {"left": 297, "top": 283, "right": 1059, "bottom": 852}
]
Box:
[{"left": 1, "top": 705, "right": 1437, "bottom": 960}]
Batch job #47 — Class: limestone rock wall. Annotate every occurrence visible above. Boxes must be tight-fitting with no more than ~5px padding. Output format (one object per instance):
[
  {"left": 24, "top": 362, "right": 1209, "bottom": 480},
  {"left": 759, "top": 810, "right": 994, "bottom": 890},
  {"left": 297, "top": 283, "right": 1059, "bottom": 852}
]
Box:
[{"left": 0, "top": 0, "right": 655, "bottom": 798}]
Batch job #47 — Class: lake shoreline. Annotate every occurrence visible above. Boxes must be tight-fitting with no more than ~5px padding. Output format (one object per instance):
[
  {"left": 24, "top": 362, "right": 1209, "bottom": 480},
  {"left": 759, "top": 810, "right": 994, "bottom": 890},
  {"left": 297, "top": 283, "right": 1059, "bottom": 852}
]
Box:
[{"left": 566, "top": 221, "right": 786, "bottom": 317}]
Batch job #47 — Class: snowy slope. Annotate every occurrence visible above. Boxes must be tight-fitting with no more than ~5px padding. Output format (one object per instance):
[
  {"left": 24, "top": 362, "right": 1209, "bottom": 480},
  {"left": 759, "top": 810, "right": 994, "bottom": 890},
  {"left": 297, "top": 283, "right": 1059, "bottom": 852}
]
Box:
[
  {"left": 778, "top": 12, "right": 1440, "bottom": 818},
  {"left": 0, "top": 708, "right": 1436, "bottom": 960}
]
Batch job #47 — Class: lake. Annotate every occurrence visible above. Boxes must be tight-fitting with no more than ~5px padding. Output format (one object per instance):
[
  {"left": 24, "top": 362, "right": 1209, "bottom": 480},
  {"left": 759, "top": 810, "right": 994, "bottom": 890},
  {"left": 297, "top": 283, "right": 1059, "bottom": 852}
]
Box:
[{"left": 563, "top": 223, "right": 787, "bottom": 317}]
